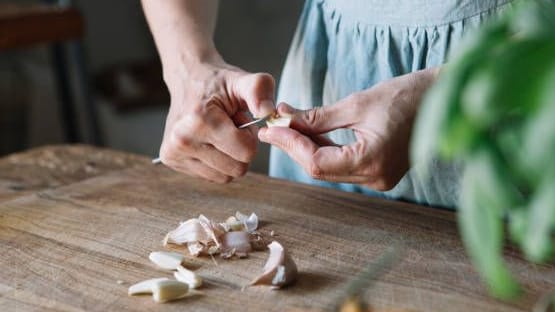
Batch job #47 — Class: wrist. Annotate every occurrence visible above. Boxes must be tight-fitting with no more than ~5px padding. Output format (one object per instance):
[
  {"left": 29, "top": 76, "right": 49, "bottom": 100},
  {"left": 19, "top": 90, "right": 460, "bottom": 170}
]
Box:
[{"left": 161, "top": 48, "right": 224, "bottom": 84}]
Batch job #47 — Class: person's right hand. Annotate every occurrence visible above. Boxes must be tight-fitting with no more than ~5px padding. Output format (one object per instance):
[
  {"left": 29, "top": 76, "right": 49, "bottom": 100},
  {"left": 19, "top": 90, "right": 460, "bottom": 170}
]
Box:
[{"left": 159, "top": 59, "right": 276, "bottom": 183}]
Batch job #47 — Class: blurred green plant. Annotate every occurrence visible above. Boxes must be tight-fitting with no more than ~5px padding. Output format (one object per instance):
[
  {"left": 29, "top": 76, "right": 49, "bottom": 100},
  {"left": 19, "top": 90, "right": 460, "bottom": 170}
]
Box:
[{"left": 412, "top": 0, "right": 555, "bottom": 299}]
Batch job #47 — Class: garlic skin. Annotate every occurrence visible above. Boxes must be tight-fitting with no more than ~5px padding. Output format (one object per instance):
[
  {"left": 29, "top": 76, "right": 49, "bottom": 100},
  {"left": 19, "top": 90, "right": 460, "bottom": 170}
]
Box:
[
  {"left": 163, "top": 218, "right": 210, "bottom": 246},
  {"left": 151, "top": 280, "right": 189, "bottom": 303},
  {"left": 224, "top": 216, "right": 244, "bottom": 232},
  {"left": 149, "top": 251, "right": 184, "bottom": 270},
  {"left": 187, "top": 242, "right": 205, "bottom": 257},
  {"left": 128, "top": 277, "right": 169, "bottom": 296},
  {"left": 251, "top": 241, "right": 298, "bottom": 288},
  {"left": 235, "top": 212, "right": 258, "bottom": 233}
]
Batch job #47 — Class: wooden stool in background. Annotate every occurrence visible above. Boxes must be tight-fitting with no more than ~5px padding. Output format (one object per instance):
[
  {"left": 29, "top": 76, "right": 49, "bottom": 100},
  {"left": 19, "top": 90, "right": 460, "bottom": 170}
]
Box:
[{"left": 0, "top": 2, "right": 102, "bottom": 145}]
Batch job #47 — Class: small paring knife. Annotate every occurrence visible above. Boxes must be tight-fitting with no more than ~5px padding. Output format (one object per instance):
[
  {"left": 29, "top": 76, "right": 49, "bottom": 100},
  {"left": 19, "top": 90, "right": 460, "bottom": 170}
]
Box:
[{"left": 152, "top": 114, "right": 273, "bottom": 164}]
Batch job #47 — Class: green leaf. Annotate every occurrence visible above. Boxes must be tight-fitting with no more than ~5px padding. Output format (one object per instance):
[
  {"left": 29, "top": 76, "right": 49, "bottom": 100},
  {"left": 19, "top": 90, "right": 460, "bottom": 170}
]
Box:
[
  {"left": 459, "top": 151, "right": 520, "bottom": 299},
  {"left": 523, "top": 170, "right": 555, "bottom": 263},
  {"left": 510, "top": 0, "right": 555, "bottom": 39},
  {"left": 508, "top": 208, "right": 528, "bottom": 245},
  {"left": 490, "top": 40, "right": 555, "bottom": 116},
  {"left": 520, "top": 65, "right": 555, "bottom": 181}
]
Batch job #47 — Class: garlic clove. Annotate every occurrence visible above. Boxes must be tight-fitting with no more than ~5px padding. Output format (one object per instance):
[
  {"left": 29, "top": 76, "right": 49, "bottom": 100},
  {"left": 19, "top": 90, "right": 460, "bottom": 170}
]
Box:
[
  {"left": 221, "top": 231, "right": 252, "bottom": 259},
  {"left": 149, "top": 251, "right": 184, "bottom": 270},
  {"left": 266, "top": 114, "right": 292, "bottom": 128},
  {"left": 174, "top": 265, "right": 203, "bottom": 289},
  {"left": 251, "top": 241, "right": 298, "bottom": 288},
  {"left": 128, "top": 277, "right": 169, "bottom": 296},
  {"left": 151, "top": 280, "right": 189, "bottom": 303}
]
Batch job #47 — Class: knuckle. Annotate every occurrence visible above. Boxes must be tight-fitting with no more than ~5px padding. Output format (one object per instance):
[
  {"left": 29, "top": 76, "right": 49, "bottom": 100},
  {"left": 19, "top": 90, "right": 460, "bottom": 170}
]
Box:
[
  {"left": 307, "top": 160, "right": 323, "bottom": 179},
  {"left": 172, "top": 131, "right": 193, "bottom": 149},
  {"left": 304, "top": 107, "right": 323, "bottom": 127},
  {"left": 253, "top": 73, "right": 275, "bottom": 89},
  {"left": 231, "top": 162, "right": 248, "bottom": 178},
  {"left": 238, "top": 164, "right": 249, "bottom": 177}
]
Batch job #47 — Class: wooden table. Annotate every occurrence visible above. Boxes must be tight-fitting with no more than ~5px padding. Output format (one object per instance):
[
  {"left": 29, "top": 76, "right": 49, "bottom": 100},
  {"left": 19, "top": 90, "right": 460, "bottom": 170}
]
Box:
[{"left": 1, "top": 145, "right": 553, "bottom": 311}]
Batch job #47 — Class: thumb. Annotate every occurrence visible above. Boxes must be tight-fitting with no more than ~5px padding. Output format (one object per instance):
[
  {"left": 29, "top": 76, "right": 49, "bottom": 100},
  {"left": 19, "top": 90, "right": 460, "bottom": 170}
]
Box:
[
  {"left": 232, "top": 72, "right": 276, "bottom": 118},
  {"left": 278, "top": 99, "right": 353, "bottom": 135}
]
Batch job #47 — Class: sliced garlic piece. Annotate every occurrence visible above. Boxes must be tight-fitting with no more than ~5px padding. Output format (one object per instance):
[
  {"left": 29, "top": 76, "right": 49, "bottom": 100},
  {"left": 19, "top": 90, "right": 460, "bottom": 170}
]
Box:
[
  {"left": 128, "top": 277, "right": 169, "bottom": 296},
  {"left": 149, "top": 251, "right": 184, "bottom": 270},
  {"left": 266, "top": 114, "right": 292, "bottom": 128},
  {"left": 251, "top": 241, "right": 298, "bottom": 288},
  {"left": 151, "top": 280, "right": 189, "bottom": 303},
  {"left": 174, "top": 265, "right": 203, "bottom": 289}
]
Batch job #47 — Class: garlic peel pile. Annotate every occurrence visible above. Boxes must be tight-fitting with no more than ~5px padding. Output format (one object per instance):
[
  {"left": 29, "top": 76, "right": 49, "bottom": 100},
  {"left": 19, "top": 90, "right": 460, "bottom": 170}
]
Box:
[
  {"left": 164, "top": 211, "right": 259, "bottom": 258},
  {"left": 250, "top": 241, "right": 298, "bottom": 288}
]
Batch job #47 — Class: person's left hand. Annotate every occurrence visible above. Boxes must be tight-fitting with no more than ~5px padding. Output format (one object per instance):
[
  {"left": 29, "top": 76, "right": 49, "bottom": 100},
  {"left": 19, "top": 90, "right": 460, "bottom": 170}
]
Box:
[{"left": 258, "top": 68, "right": 439, "bottom": 191}]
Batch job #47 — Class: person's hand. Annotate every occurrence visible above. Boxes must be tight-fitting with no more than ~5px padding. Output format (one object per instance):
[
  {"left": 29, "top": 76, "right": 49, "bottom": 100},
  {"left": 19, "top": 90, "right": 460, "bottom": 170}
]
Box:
[
  {"left": 160, "top": 58, "right": 276, "bottom": 183},
  {"left": 259, "top": 68, "right": 439, "bottom": 191}
]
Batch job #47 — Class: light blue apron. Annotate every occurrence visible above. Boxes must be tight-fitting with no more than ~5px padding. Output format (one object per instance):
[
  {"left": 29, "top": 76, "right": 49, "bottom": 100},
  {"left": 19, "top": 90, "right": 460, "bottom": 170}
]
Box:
[{"left": 270, "top": 0, "right": 513, "bottom": 208}]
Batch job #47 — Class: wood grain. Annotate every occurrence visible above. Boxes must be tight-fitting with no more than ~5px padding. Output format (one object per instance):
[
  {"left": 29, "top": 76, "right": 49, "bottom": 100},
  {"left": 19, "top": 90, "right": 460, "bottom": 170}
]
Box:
[
  {"left": 0, "top": 145, "right": 553, "bottom": 311},
  {"left": 0, "top": 145, "right": 149, "bottom": 203}
]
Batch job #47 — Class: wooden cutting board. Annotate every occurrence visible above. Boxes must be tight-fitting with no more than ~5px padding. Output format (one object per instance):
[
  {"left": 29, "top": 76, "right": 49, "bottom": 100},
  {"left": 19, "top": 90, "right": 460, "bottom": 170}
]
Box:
[{"left": 0, "top": 145, "right": 553, "bottom": 311}]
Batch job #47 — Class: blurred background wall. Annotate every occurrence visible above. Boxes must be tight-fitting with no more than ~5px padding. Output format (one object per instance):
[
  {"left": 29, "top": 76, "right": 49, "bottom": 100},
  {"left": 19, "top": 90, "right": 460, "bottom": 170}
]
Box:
[{"left": 0, "top": 0, "right": 303, "bottom": 173}]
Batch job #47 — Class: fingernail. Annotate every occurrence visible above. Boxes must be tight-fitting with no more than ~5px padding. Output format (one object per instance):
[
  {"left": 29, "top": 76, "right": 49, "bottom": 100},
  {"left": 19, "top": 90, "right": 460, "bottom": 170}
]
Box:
[{"left": 257, "top": 100, "right": 275, "bottom": 118}]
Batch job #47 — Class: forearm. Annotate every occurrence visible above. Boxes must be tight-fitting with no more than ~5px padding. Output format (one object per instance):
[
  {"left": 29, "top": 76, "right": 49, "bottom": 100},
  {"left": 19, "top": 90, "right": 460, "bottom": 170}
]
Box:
[{"left": 141, "top": 0, "right": 221, "bottom": 79}]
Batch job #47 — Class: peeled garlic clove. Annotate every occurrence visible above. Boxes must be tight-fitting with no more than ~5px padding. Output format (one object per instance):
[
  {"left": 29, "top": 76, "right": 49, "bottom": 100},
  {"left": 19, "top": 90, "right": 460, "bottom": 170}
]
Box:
[
  {"left": 151, "top": 280, "right": 189, "bottom": 303},
  {"left": 266, "top": 114, "right": 292, "bottom": 128},
  {"left": 149, "top": 251, "right": 184, "bottom": 270},
  {"left": 221, "top": 231, "right": 252, "bottom": 258},
  {"left": 174, "top": 265, "right": 202, "bottom": 289},
  {"left": 128, "top": 277, "right": 169, "bottom": 295},
  {"left": 251, "top": 241, "right": 298, "bottom": 288}
]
